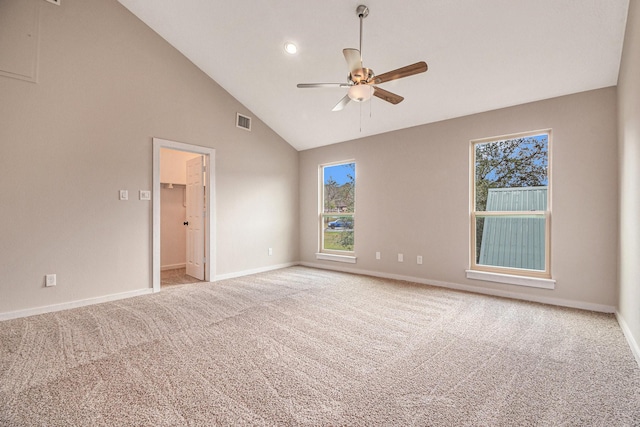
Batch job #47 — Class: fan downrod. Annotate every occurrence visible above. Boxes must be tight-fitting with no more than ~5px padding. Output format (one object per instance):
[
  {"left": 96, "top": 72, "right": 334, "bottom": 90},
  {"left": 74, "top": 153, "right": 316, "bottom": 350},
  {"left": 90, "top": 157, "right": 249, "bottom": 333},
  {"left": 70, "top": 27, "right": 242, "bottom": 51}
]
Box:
[{"left": 355, "top": 5, "right": 369, "bottom": 63}]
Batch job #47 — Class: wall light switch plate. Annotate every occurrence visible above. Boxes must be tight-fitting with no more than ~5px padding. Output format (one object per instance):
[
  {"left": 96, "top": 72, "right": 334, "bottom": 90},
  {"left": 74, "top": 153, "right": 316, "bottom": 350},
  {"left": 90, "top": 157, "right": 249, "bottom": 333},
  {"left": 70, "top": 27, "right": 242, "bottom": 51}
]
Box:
[
  {"left": 139, "top": 190, "right": 151, "bottom": 201},
  {"left": 398, "top": 253, "right": 404, "bottom": 262},
  {"left": 417, "top": 255, "right": 423, "bottom": 265},
  {"left": 268, "top": 248, "right": 273, "bottom": 256},
  {"left": 376, "top": 251, "right": 381, "bottom": 260},
  {"left": 45, "top": 274, "right": 56, "bottom": 287},
  {"left": 119, "top": 190, "right": 128, "bottom": 201}
]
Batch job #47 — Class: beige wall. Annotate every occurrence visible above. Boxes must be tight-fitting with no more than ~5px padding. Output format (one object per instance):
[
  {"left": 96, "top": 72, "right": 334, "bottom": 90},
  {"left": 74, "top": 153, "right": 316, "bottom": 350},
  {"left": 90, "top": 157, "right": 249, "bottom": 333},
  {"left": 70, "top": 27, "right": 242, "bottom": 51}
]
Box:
[
  {"left": 0, "top": 0, "right": 299, "bottom": 314},
  {"left": 0, "top": 0, "right": 631, "bottom": 334},
  {"left": 160, "top": 149, "right": 201, "bottom": 186},
  {"left": 618, "top": 0, "right": 640, "bottom": 360},
  {"left": 300, "top": 88, "right": 619, "bottom": 309}
]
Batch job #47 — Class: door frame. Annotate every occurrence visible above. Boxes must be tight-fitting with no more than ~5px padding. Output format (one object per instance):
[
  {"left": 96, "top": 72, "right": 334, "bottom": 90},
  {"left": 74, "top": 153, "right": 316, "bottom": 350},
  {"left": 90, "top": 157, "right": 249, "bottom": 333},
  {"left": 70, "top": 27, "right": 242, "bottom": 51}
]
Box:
[{"left": 152, "top": 137, "right": 215, "bottom": 292}]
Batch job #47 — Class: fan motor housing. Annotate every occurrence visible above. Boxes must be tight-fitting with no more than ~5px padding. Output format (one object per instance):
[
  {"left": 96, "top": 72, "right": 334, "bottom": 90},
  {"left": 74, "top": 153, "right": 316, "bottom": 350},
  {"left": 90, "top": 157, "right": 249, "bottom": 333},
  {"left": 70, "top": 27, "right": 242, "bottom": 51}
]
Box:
[{"left": 350, "top": 67, "right": 374, "bottom": 84}]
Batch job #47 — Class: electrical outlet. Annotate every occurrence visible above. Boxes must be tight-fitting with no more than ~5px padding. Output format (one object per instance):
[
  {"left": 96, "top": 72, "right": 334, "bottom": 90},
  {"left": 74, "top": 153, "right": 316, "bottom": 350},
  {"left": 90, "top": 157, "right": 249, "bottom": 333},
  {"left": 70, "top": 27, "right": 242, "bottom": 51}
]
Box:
[
  {"left": 417, "top": 255, "right": 423, "bottom": 265},
  {"left": 375, "top": 251, "right": 381, "bottom": 260},
  {"left": 139, "top": 190, "right": 151, "bottom": 201},
  {"left": 268, "top": 248, "right": 273, "bottom": 256},
  {"left": 119, "top": 190, "right": 128, "bottom": 201},
  {"left": 45, "top": 274, "right": 56, "bottom": 287},
  {"left": 398, "top": 253, "right": 404, "bottom": 262}
]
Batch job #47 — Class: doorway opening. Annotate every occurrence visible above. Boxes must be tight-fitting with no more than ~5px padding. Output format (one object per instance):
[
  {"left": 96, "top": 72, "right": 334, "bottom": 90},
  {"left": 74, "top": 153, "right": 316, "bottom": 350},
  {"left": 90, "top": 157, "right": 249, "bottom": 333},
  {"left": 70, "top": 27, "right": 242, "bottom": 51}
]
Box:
[
  {"left": 160, "top": 150, "right": 204, "bottom": 287},
  {"left": 152, "top": 138, "right": 215, "bottom": 292}
]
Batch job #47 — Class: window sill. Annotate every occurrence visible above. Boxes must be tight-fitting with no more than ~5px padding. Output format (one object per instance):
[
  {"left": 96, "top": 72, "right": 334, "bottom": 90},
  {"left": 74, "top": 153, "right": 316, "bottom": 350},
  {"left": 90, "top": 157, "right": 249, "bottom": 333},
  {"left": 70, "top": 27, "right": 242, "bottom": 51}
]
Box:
[
  {"left": 465, "top": 270, "right": 555, "bottom": 289},
  {"left": 316, "top": 253, "right": 357, "bottom": 264}
]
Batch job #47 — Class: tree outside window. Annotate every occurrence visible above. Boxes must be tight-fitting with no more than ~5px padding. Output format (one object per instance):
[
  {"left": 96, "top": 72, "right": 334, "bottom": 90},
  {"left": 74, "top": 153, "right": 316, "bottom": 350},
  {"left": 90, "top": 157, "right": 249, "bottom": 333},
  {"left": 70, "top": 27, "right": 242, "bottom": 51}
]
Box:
[
  {"left": 472, "top": 132, "right": 551, "bottom": 276},
  {"left": 321, "top": 162, "right": 355, "bottom": 252}
]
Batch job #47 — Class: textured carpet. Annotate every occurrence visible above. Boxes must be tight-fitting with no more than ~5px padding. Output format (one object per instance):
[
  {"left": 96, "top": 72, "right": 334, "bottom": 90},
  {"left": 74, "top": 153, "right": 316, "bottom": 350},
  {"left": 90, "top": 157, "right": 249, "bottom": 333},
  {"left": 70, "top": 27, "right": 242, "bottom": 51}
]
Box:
[
  {"left": 1, "top": 266, "right": 639, "bottom": 426},
  {"left": 161, "top": 267, "right": 203, "bottom": 288}
]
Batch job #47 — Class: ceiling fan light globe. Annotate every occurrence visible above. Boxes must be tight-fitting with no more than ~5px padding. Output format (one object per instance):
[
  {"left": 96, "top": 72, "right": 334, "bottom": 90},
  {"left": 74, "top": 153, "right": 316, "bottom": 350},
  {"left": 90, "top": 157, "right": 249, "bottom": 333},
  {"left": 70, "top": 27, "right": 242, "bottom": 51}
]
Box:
[{"left": 348, "top": 84, "right": 373, "bottom": 102}]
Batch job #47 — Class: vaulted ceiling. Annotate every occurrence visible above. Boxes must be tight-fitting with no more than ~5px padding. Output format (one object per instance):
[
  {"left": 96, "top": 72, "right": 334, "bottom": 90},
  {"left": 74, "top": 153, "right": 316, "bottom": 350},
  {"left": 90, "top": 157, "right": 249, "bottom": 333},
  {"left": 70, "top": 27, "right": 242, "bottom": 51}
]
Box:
[{"left": 117, "top": 0, "right": 630, "bottom": 151}]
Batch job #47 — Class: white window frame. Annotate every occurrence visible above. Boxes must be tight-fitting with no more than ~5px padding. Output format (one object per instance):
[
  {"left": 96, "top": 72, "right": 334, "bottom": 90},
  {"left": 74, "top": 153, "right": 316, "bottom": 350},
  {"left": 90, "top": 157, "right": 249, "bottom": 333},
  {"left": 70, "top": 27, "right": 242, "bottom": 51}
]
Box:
[
  {"left": 317, "top": 161, "right": 356, "bottom": 263},
  {"left": 468, "top": 130, "right": 554, "bottom": 287}
]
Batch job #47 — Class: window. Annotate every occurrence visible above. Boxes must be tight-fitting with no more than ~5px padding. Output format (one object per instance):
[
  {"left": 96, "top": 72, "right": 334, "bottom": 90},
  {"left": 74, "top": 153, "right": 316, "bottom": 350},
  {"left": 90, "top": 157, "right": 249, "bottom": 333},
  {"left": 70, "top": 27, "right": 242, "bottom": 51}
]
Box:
[
  {"left": 319, "top": 162, "right": 355, "bottom": 259},
  {"left": 470, "top": 130, "right": 551, "bottom": 281}
]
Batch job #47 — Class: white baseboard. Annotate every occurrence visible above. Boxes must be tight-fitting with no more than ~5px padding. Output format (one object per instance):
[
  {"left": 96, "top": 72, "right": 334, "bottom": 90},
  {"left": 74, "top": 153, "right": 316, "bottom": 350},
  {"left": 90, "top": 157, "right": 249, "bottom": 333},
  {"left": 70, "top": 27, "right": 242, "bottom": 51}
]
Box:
[
  {"left": 161, "top": 263, "right": 186, "bottom": 271},
  {"left": 215, "top": 262, "right": 299, "bottom": 281},
  {"left": 0, "top": 288, "right": 154, "bottom": 321},
  {"left": 0, "top": 262, "right": 295, "bottom": 321},
  {"left": 616, "top": 311, "right": 640, "bottom": 368},
  {"left": 300, "top": 262, "right": 616, "bottom": 313},
  {"left": 2, "top": 261, "right": 625, "bottom": 347}
]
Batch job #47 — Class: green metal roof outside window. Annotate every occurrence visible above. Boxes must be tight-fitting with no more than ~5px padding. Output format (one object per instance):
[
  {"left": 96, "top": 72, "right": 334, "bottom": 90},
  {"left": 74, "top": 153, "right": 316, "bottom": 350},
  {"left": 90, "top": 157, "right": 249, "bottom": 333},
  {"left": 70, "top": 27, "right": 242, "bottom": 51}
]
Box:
[{"left": 478, "top": 186, "right": 547, "bottom": 271}]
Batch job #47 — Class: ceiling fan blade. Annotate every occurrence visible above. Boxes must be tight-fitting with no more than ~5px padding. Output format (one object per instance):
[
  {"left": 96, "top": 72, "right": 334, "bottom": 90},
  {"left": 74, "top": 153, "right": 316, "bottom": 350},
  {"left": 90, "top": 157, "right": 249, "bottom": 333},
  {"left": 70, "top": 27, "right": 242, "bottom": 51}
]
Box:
[
  {"left": 343, "top": 48, "right": 362, "bottom": 74},
  {"left": 332, "top": 94, "right": 351, "bottom": 112},
  {"left": 372, "top": 61, "right": 428, "bottom": 85},
  {"left": 372, "top": 86, "right": 404, "bottom": 105},
  {"left": 297, "top": 83, "right": 351, "bottom": 88}
]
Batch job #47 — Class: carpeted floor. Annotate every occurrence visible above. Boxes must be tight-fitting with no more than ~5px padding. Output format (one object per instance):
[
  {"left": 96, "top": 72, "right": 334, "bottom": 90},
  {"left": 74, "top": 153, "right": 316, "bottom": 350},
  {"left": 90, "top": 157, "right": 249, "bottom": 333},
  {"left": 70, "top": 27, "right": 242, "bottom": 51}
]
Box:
[
  {"left": 161, "top": 267, "right": 203, "bottom": 288},
  {"left": 1, "top": 266, "right": 639, "bottom": 426}
]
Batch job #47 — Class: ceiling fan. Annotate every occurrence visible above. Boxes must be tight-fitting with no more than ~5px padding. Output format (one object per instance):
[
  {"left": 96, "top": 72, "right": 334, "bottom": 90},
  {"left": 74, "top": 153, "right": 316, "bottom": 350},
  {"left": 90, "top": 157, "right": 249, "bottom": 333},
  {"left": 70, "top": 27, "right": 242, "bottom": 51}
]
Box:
[{"left": 297, "top": 5, "right": 428, "bottom": 112}]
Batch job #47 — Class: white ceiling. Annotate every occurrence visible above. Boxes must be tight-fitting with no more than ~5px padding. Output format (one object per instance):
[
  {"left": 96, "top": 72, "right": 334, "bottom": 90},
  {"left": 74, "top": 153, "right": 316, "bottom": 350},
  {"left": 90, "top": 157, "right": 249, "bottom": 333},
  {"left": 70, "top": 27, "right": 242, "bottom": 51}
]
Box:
[{"left": 117, "top": 0, "right": 629, "bottom": 151}]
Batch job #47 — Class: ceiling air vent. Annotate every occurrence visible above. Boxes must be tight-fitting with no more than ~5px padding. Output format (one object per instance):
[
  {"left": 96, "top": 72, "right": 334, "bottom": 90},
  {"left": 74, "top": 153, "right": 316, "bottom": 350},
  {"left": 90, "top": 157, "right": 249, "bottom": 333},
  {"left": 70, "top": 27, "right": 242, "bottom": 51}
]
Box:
[{"left": 236, "top": 113, "right": 251, "bottom": 131}]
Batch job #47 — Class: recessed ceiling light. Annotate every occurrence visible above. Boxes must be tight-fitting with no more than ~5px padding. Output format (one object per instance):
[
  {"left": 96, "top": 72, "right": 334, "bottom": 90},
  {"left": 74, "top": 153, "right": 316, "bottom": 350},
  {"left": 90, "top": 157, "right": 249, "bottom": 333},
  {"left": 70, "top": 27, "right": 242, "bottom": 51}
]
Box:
[{"left": 284, "top": 42, "right": 297, "bottom": 54}]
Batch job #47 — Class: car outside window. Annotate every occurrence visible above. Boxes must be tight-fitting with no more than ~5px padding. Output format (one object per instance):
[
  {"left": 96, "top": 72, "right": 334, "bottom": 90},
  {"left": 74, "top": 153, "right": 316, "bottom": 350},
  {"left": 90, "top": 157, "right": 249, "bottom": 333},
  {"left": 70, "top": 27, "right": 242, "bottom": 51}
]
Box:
[{"left": 321, "top": 162, "right": 355, "bottom": 253}]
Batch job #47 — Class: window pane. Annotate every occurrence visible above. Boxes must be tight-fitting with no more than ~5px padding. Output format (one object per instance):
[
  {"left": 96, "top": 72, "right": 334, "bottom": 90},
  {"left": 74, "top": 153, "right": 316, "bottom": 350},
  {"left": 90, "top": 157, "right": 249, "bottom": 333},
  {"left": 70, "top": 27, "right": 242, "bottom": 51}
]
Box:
[
  {"left": 475, "top": 135, "right": 548, "bottom": 211},
  {"left": 476, "top": 214, "right": 546, "bottom": 271},
  {"left": 323, "top": 163, "right": 355, "bottom": 214},
  {"left": 323, "top": 215, "right": 354, "bottom": 251}
]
